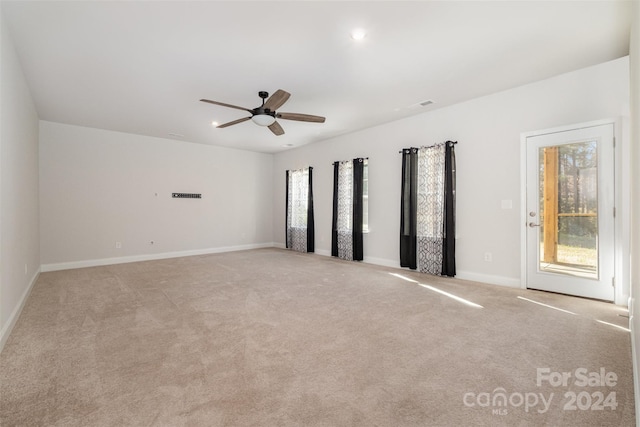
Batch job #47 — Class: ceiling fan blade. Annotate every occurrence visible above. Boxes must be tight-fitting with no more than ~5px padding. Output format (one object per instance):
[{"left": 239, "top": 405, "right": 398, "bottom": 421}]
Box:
[
  {"left": 263, "top": 89, "right": 291, "bottom": 111},
  {"left": 217, "top": 117, "right": 251, "bottom": 128},
  {"left": 200, "top": 99, "right": 253, "bottom": 113},
  {"left": 268, "top": 121, "right": 285, "bottom": 136},
  {"left": 277, "top": 112, "right": 326, "bottom": 123}
]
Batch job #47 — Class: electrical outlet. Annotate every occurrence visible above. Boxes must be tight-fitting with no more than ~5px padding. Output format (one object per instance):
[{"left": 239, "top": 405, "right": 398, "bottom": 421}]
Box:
[
  {"left": 484, "top": 252, "right": 493, "bottom": 262},
  {"left": 115, "top": 242, "right": 122, "bottom": 249}
]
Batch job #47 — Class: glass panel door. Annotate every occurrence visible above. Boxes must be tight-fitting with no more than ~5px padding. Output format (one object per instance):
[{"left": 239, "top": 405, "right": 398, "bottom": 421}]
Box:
[{"left": 526, "top": 123, "right": 614, "bottom": 301}]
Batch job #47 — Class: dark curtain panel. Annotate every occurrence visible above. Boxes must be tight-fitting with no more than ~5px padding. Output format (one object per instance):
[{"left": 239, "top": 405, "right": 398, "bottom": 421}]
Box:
[
  {"left": 331, "top": 162, "right": 339, "bottom": 257},
  {"left": 285, "top": 170, "right": 290, "bottom": 249},
  {"left": 442, "top": 142, "right": 456, "bottom": 276},
  {"left": 400, "top": 148, "right": 418, "bottom": 269},
  {"left": 352, "top": 158, "right": 364, "bottom": 261},
  {"left": 306, "top": 167, "right": 315, "bottom": 253}
]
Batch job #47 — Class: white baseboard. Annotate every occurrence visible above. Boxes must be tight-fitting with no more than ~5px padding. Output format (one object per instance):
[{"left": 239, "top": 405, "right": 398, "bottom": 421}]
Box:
[
  {"left": 40, "top": 242, "right": 277, "bottom": 272},
  {"left": 618, "top": 293, "right": 631, "bottom": 307},
  {"left": 363, "top": 256, "right": 400, "bottom": 269},
  {"left": 363, "top": 257, "right": 522, "bottom": 288},
  {"left": 629, "top": 297, "right": 640, "bottom": 427},
  {"left": 0, "top": 269, "right": 40, "bottom": 353},
  {"left": 311, "top": 250, "right": 400, "bottom": 269},
  {"left": 311, "top": 250, "right": 522, "bottom": 288},
  {"left": 40, "top": 243, "right": 519, "bottom": 288},
  {"left": 456, "top": 271, "right": 522, "bottom": 288}
]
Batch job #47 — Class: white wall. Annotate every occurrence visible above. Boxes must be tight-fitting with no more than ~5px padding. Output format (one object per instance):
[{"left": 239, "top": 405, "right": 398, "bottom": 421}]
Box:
[
  {"left": 39, "top": 122, "right": 274, "bottom": 270},
  {"left": 273, "top": 57, "right": 630, "bottom": 289},
  {"left": 0, "top": 13, "right": 41, "bottom": 350},
  {"left": 628, "top": 1, "right": 640, "bottom": 425}
]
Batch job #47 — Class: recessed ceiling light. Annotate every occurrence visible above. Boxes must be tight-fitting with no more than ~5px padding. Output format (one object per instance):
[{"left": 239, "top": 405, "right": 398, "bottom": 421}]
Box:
[
  {"left": 350, "top": 28, "right": 367, "bottom": 41},
  {"left": 211, "top": 121, "right": 219, "bottom": 127},
  {"left": 282, "top": 143, "right": 294, "bottom": 148}
]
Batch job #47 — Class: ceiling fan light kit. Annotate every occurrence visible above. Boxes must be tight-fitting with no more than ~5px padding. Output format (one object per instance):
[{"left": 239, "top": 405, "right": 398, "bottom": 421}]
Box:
[
  {"left": 251, "top": 114, "right": 276, "bottom": 127},
  {"left": 200, "top": 89, "right": 325, "bottom": 136}
]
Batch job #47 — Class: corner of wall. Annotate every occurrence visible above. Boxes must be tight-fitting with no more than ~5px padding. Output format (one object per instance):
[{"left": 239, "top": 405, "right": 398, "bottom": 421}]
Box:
[
  {"left": 0, "top": 269, "right": 39, "bottom": 352},
  {"left": 628, "top": 1, "right": 640, "bottom": 425},
  {"left": 0, "top": 10, "right": 41, "bottom": 353}
]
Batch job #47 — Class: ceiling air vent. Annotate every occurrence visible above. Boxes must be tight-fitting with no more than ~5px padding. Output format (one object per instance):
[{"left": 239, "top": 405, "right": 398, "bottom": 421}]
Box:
[{"left": 406, "top": 99, "right": 435, "bottom": 109}]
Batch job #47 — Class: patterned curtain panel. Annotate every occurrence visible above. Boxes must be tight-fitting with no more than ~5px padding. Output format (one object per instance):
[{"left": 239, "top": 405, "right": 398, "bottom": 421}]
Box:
[
  {"left": 336, "top": 160, "right": 354, "bottom": 260},
  {"left": 286, "top": 167, "right": 314, "bottom": 253},
  {"left": 332, "top": 159, "right": 365, "bottom": 261},
  {"left": 417, "top": 144, "right": 446, "bottom": 274},
  {"left": 400, "top": 143, "right": 456, "bottom": 276}
]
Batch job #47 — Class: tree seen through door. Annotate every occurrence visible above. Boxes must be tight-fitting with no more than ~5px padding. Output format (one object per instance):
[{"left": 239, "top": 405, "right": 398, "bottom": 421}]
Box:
[{"left": 538, "top": 140, "right": 598, "bottom": 279}]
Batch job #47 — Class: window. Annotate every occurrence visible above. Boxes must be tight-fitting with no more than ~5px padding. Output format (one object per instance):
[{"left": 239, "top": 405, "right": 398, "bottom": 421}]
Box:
[
  {"left": 400, "top": 143, "right": 456, "bottom": 276},
  {"left": 289, "top": 168, "right": 309, "bottom": 228},
  {"left": 331, "top": 158, "right": 367, "bottom": 261},
  {"left": 286, "top": 167, "right": 314, "bottom": 253}
]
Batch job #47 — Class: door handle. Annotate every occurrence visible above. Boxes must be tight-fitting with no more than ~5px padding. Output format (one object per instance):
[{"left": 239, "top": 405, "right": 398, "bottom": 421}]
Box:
[{"left": 529, "top": 222, "right": 540, "bottom": 228}]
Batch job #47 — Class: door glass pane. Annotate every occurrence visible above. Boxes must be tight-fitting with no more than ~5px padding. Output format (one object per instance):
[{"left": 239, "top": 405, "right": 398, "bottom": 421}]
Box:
[{"left": 538, "top": 140, "right": 598, "bottom": 279}]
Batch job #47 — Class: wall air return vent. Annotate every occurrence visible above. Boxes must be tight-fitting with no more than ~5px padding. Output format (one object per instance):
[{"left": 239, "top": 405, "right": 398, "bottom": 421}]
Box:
[{"left": 172, "top": 193, "right": 202, "bottom": 199}]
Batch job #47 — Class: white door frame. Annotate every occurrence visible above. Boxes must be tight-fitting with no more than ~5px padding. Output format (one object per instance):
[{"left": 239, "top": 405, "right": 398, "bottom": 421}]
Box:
[{"left": 520, "top": 118, "right": 629, "bottom": 305}]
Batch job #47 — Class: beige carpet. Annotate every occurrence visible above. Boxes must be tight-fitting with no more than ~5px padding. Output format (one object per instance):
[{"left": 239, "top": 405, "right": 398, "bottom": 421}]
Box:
[{"left": 0, "top": 248, "right": 635, "bottom": 426}]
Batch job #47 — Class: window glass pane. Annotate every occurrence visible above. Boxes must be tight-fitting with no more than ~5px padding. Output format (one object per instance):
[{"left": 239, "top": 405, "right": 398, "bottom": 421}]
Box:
[
  {"left": 538, "top": 141, "right": 598, "bottom": 279},
  {"left": 290, "top": 169, "right": 308, "bottom": 228},
  {"left": 337, "top": 161, "right": 353, "bottom": 232}
]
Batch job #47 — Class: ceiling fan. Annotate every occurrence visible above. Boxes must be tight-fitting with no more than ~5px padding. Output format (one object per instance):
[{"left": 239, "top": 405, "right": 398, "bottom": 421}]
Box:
[{"left": 200, "top": 89, "right": 325, "bottom": 136}]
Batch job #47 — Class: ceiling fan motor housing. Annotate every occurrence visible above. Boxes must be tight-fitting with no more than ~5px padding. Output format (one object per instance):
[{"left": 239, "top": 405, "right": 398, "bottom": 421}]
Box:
[
  {"left": 255, "top": 91, "right": 274, "bottom": 117},
  {"left": 253, "top": 107, "right": 275, "bottom": 117}
]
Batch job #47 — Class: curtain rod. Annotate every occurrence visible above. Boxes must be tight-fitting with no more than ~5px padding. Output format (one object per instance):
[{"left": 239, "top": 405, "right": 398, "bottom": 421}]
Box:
[
  {"left": 398, "top": 140, "right": 457, "bottom": 153},
  {"left": 331, "top": 157, "right": 369, "bottom": 165}
]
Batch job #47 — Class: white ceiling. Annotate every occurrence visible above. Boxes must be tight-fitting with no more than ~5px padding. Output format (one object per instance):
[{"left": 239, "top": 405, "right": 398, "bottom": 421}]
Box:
[{"left": 1, "top": 1, "right": 631, "bottom": 153}]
